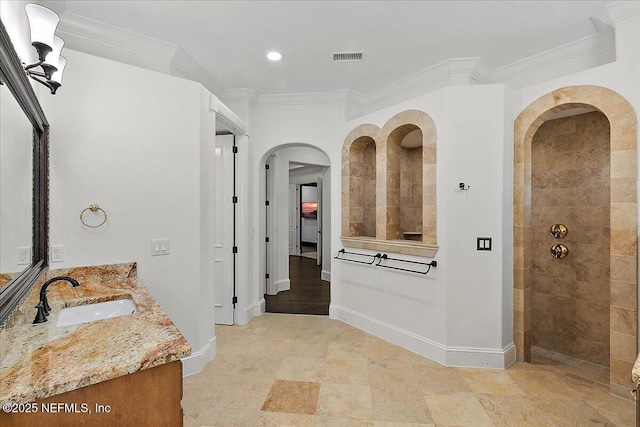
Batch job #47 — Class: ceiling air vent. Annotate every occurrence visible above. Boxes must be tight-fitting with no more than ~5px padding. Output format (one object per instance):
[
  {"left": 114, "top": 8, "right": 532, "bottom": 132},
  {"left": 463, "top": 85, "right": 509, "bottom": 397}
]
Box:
[{"left": 332, "top": 51, "right": 365, "bottom": 62}]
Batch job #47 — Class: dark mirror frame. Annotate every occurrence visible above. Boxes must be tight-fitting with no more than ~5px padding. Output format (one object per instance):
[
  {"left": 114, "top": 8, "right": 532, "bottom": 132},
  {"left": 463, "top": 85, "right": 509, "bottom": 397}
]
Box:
[{"left": 0, "top": 19, "right": 49, "bottom": 327}]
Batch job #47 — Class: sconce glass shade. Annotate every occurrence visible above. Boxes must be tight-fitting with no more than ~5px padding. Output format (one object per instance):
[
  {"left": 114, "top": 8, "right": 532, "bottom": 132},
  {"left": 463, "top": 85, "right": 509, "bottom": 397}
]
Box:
[
  {"left": 25, "top": 4, "right": 60, "bottom": 61},
  {"left": 50, "top": 56, "right": 66, "bottom": 85},
  {"left": 44, "top": 36, "right": 64, "bottom": 68},
  {"left": 40, "top": 36, "right": 64, "bottom": 79}
]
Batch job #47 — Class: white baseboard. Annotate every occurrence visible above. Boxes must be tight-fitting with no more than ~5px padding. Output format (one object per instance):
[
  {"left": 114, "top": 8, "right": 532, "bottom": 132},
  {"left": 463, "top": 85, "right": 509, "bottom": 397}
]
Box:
[
  {"left": 237, "top": 300, "right": 263, "bottom": 325},
  {"left": 182, "top": 336, "right": 216, "bottom": 376},
  {"left": 274, "top": 279, "right": 290, "bottom": 294},
  {"left": 258, "top": 298, "right": 265, "bottom": 314},
  {"left": 332, "top": 305, "right": 514, "bottom": 369},
  {"left": 321, "top": 270, "right": 331, "bottom": 282}
]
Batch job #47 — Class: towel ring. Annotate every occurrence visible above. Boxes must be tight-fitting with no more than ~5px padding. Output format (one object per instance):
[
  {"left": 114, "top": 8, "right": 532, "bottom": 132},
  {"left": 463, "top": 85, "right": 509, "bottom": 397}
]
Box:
[{"left": 80, "top": 204, "right": 107, "bottom": 228}]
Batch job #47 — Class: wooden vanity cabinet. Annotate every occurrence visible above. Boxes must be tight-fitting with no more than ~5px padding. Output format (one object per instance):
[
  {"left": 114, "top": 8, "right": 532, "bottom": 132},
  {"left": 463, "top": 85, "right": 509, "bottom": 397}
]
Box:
[{"left": 1, "top": 361, "right": 184, "bottom": 427}]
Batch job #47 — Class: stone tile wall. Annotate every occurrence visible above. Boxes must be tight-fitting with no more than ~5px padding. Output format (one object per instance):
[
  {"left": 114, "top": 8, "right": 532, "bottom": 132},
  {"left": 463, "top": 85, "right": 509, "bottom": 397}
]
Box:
[
  {"left": 400, "top": 145, "right": 424, "bottom": 235},
  {"left": 530, "top": 111, "right": 610, "bottom": 366},
  {"left": 514, "top": 85, "right": 638, "bottom": 399}
]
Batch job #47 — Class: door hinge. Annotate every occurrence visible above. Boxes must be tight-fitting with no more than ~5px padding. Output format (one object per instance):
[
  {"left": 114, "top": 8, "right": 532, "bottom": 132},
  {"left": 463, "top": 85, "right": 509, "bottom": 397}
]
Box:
[
  {"left": 265, "top": 164, "right": 270, "bottom": 170},
  {"left": 265, "top": 236, "right": 270, "bottom": 243},
  {"left": 265, "top": 200, "right": 270, "bottom": 206},
  {"left": 232, "top": 296, "right": 238, "bottom": 304},
  {"left": 232, "top": 246, "right": 238, "bottom": 254},
  {"left": 232, "top": 146, "right": 238, "bottom": 154},
  {"left": 265, "top": 273, "right": 270, "bottom": 279},
  {"left": 232, "top": 196, "right": 238, "bottom": 203}
]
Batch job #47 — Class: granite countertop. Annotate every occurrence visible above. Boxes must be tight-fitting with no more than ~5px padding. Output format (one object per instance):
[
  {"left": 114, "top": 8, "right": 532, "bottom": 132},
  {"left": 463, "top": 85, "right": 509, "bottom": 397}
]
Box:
[
  {"left": 0, "top": 263, "right": 191, "bottom": 404},
  {"left": 633, "top": 353, "right": 640, "bottom": 385}
]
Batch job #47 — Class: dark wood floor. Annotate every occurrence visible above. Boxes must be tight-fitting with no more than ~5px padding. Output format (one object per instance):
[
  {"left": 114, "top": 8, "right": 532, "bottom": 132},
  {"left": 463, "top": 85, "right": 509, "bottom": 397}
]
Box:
[{"left": 265, "top": 256, "right": 330, "bottom": 315}]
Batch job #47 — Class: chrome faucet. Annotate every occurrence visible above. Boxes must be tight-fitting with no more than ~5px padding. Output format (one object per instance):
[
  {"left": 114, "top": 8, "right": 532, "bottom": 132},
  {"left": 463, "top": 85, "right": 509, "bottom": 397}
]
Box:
[{"left": 33, "top": 276, "right": 80, "bottom": 324}]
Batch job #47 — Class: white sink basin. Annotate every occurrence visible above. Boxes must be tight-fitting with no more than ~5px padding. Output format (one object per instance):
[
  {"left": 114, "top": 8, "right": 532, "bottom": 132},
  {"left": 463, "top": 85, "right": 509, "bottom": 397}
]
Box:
[{"left": 56, "top": 298, "right": 137, "bottom": 327}]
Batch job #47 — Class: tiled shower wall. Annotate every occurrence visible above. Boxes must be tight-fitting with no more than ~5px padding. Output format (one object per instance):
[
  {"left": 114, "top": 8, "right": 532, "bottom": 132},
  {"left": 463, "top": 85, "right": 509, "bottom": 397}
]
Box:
[
  {"left": 362, "top": 142, "right": 377, "bottom": 237},
  {"left": 530, "top": 111, "right": 610, "bottom": 366},
  {"left": 400, "top": 146, "right": 423, "bottom": 235}
]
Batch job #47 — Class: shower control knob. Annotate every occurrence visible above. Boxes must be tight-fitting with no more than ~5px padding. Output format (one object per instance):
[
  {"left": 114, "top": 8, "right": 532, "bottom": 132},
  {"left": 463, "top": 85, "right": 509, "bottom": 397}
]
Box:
[
  {"left": 550, "top": 243, "right": 569, "bottom": 259},
  {"left": 549, "top": 224, "right": 568, "bottom": 239}
]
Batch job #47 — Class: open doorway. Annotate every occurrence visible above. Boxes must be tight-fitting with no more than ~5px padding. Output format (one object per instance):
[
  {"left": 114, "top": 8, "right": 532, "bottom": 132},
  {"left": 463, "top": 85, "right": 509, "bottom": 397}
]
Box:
[
  {"left": 299, "top": 183, "right": 318, "bottom": 261},
  {"left": 261, "top": 145, "right": 331, "bottom": 315}
]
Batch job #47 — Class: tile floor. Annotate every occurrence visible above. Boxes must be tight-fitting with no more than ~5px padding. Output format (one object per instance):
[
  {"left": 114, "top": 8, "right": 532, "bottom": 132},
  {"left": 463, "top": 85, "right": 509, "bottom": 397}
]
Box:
[{"left": 182, "top": 314, "right": 635, "bottom": 427}]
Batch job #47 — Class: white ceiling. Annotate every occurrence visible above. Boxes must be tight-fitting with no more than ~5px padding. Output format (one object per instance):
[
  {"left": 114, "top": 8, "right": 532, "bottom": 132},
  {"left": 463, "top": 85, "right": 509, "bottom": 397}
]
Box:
[{"left": 42, "top": 0, "right": 614, "bottom": 96}]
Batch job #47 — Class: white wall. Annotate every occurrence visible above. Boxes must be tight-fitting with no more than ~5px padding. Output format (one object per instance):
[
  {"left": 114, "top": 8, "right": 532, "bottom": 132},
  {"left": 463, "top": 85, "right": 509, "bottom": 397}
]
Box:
[{"left": 38, "top": 48, "right": 216, "bottom": 370}]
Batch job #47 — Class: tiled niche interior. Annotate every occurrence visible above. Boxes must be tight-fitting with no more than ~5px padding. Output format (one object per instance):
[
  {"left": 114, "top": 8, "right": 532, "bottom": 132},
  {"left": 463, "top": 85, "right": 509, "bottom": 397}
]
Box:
[
  {"left": 341, "top": 110, "right": 437, "bottom": 257},
  {"left": 513, "top": 85, "right": 638, "bottom": 399}
]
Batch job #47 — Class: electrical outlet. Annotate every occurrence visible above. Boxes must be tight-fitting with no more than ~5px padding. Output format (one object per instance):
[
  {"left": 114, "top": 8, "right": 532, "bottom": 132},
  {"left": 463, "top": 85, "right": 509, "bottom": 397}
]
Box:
[
  {"left": 51, "top": 245, "right": 65, "bottom": 262},
  {"left": 150, "top": 238, "right": 170, "bottom": 256},
  {"left": 16, "top": 247, "right": 31, "bottom": 265}
]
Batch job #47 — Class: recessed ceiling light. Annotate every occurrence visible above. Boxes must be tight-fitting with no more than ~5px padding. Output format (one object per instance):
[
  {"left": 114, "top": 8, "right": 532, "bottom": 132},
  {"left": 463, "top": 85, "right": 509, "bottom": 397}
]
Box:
[{"left": 267, "top": 51, "right": 283, "bottom": 61}]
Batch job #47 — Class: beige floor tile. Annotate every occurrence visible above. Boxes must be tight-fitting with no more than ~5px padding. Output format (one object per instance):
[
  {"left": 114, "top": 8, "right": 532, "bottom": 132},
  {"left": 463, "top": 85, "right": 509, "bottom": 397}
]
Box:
[
  {"left": 368, "top": 360, "right": 419, "bottom": 387},
  {"left": 413, "top": 365, "right": 472, "bottom": 394},
  {"left": 370, "top": 384, "right": 433, "bottom": 424},
  {"left": 183, "top": 314, "right": 629, "bottom": 427},
  {"left": 259, "top": 411, "right": 315, "bottom": 427},
  {"left": 193, "top": 406, "right": 264, "bottom": 427},
  {"left": 372, "top": 421, "right": 435, "bottom": 427},
  {"left": 183, "top": 413, "right": 198, "bottom": 427},
  {"left": 559, "top": 377, "right": 635, "bottom": 427},
  {"left": 324, "top": 357, "right": 369, "bottom": 385},
  {"left": 507, "top": 369, "right": 576, "bottom": 399},
  {"left": 367, "top": 336, "right": 415, "bottom": 364},
  {"left": 261, "top": 380, "right": 320, "bottom": 415},
  {"left": 313, "top": 415, "right": 375, "bottom": 426},
  {"left": 208, "top": 378, "right": 274, "bottom": 411},
  {"left": 459, "top": 368, "right": 526, "bottom": 395},
  {"left": 284, "top": 338, "right": 330, "bottom": 358},
  {"left": 316, "top": 383, "right": 373, "bottom": 419},
  {"left": 424, "top": 392, "right": 495, "bottom": 427},
  {"left": 535, "top": 398, "right": 616, "bottom": 426},
  {"left": 327, "top": 340, "right": 368, "bottom": 361},
  {"left": 477, "top": 394, "right": 553, "bottom": 426},
  {"left": 277, "top": 357, "right": 326, "bottom": 382}
]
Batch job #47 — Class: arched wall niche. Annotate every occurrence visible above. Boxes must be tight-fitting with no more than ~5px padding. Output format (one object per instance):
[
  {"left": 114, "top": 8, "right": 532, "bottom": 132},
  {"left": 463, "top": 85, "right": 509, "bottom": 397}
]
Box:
[
  {"left": 341, "top": 110, "right": 437, "bottom": 257},
  {"left": 380, "top": 110, "right": 437, "bottom": 245},
  {"left": 341, "top": 124, "right": 380, "bottom": 238},
  {"left": 513, "top": 85, "right": 638, "bottom": 399}
]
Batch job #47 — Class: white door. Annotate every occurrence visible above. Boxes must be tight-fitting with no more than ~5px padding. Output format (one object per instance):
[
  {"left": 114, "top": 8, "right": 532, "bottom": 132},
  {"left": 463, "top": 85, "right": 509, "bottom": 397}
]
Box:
[
  {"left": 288, "top": 184, "right": 298, "bottom": 255},
  {"left": 214, "top": 134, "right": 234, "bottom": 325},
  {"left": 317, "top": 177, "right": 323, "bottom": 266}
]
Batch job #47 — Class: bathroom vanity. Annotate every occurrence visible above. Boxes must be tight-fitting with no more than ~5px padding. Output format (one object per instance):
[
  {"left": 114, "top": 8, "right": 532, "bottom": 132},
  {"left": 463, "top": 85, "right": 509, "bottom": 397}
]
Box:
[{"left": 0, "top": 263, "right": 191, "bottom": 427}]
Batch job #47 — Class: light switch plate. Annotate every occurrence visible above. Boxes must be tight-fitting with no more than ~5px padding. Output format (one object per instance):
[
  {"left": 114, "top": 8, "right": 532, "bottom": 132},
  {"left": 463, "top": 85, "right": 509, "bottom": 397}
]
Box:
[
  {"left": 477, "top": 237, "right": 492, "bottom": 251},
  {"left": 150, "top": 238, "right": 170, "bottom": 256}
]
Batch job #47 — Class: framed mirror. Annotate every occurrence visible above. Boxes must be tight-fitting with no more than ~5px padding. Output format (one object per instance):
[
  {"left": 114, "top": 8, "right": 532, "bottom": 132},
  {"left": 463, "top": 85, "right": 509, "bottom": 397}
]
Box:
[{"left": 0, "top": 18, "right": 49, "bottom": 327}]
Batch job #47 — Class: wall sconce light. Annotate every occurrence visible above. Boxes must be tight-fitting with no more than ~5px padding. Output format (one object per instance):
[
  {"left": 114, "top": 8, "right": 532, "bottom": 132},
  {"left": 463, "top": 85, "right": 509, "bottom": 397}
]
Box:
[{"left": 23, "top": 4, "right": 66, "bottom": 94}]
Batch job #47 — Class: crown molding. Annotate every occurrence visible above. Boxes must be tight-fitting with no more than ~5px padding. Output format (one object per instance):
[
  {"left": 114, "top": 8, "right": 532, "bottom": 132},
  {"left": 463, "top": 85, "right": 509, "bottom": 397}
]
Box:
[
  {"left": 491, "top": 32, "right": 615, "bottom": 86},
  {"left": 221, "top": 88, "right": 258, "bottom": 104},
  {"left": 604, "top": 0, "right": 640, "bottom": 25},
  {"left": 254, "top": 90, "right": 354, "bottom": 107},
  {"left": 57, "top": 11, "right": 178, "bottom": 72}
]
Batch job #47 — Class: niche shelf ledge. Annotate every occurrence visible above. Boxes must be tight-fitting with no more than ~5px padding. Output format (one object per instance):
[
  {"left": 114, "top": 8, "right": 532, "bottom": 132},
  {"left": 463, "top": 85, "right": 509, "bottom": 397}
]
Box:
[{"left": 340, "top": 236, "right": 438, "bottom": 258}]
